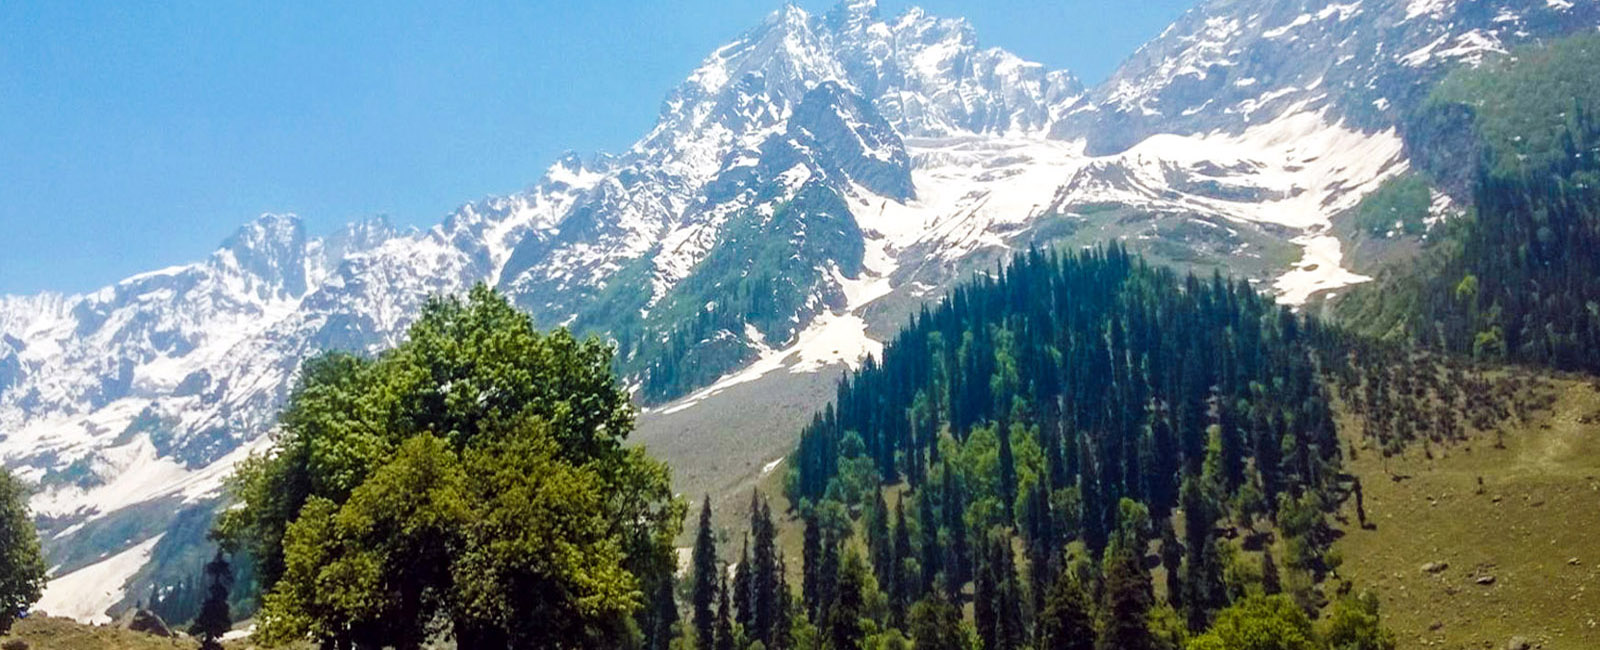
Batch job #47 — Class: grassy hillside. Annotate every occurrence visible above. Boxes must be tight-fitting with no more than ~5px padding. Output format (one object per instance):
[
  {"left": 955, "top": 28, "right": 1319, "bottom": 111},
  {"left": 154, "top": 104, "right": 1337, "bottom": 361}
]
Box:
[
  {"left": 0, "top": 615, "right": 229, "bottom": 650},
  {"left": 1334, "top": 376, "right": 1600, "bottom": 649}
]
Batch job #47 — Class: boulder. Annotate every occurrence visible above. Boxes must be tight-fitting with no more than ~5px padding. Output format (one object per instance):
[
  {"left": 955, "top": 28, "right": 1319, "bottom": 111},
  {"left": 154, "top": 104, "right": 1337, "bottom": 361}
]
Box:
[
  {"left": 114, "top": 608, "right": 173, "bottom": 637},
  {"left": 1421, "top": 561, "right": 1449, "bottom": 574}
]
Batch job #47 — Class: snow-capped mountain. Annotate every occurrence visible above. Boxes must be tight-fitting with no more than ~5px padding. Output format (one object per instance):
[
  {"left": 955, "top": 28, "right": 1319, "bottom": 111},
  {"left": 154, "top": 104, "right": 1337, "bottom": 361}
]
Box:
[
  {"left": 1060, "top": 0, "right": 1600, "bottom": 154},
  {"left": 5, "top": 0, "right": 1598, "bottom": 623}
]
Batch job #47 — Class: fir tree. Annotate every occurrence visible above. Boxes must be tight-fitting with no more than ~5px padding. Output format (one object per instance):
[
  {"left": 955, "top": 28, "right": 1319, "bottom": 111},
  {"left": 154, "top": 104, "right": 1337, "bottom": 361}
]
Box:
[
  {"left": 190, "top": 550, "right": 233, "bottom": 650},
  {"left": 734, "top": 537, "right": 753, "bottom": 632},
  {"left": 1099, "top": 544, "right": 1156, "bottom": 650},
  {"left": 715, "top": 574, "right": 736, "bottom": 650},
  {"left": 752, "top": 494, "right": 781, "bottom": 648},
  {"left": 1180, "top": 475, "right": 1225, "bottom": 631},
  {"left": 891, "top": 492, "right": 916, "bottom": 627},
  {"left": 803, "top": 505, "right": 823, "bottom": 620},
  {"left": 827, "top": 548, "right": 871, "bottom": 650},
  {"left": 693, "top": 497, "right": 719, "bottom": 649},
  {"left": 907, "top": 593, "right": 967, "bottom": 650},
  {"left": 916, "top": 486, "right": 942, "bottom": 597},
  {"left": 1039, "top": 567, "right": 1096, "bottom": 650},
  {"left": 869, "top": 489, "right": 893, "bottom": 589},
  {"left": 1159, "top": 517, "right": 1184, "bottom": 609}
]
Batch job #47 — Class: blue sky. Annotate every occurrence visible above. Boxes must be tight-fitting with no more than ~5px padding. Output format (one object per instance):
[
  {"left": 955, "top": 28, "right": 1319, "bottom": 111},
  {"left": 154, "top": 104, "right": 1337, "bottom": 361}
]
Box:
[{"left": 0, "top": 0, "right": 1195, "bottom": 295}]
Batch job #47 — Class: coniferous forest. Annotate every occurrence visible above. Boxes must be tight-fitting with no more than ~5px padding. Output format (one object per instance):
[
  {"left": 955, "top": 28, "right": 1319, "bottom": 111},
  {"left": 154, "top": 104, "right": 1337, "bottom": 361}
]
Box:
[
  {"left": 754, "top": 243, "right": 1386, "bottom": 649},
  {"left": 1338, "top": 33, "right": 1600, "bottom": 372}
]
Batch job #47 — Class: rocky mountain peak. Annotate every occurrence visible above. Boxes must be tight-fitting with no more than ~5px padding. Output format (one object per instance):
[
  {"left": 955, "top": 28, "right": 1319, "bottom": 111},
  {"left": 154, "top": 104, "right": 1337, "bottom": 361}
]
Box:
[
  {"left": 215, "top": 213, "right": 310, "bottom": 299},
  {"left": 1058, "top": 0, "right": 1600, "bottom": 154}
]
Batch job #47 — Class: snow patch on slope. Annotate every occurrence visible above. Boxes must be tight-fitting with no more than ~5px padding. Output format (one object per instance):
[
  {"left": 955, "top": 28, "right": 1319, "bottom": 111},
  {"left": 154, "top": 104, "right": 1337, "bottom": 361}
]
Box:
[{"left": 35, "top": 534, "right": 163, "bottom": 624}]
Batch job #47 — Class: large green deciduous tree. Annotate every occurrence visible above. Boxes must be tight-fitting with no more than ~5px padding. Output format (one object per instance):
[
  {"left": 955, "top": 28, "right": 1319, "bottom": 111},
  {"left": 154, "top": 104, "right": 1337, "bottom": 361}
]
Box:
[
  {"left": 1186, "top": 595, "right": 1319, "bottom": 650},
  {"left": 0, "top": 467, "right": 46, "bottom": 635},
  {"left": 216, "top": 286, "right": 683, "bottom": 649}
]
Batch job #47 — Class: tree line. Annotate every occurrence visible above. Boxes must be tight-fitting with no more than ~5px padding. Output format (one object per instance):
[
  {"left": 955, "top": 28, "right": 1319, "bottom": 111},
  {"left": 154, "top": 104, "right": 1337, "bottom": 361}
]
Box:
[{"left": 765, "top": 244, "right": 1396, "bottom": 649}]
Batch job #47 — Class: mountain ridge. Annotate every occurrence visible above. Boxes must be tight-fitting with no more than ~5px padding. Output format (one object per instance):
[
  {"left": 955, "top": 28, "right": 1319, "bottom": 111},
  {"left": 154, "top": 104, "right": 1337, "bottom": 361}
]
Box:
[{"left": 4, "top": 0, "right": 1599, "bottom": 624}]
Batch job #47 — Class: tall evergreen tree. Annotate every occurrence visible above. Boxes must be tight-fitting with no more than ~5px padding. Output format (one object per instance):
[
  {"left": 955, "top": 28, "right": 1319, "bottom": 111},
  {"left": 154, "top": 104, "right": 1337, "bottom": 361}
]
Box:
[
  {"left": 869, "top": 490, "right": 893, "bottom": 590},
  {"left": 1039, "top": 567, "right": 1096, "bottom": 650},
  {"left": 647, "top": 573, "right": 679, "bottom": 650},
  {"left": 940, "top": 461, "right": 971, "bottom": 603},
  {"left": 819, "top": 531, "right": 841, "bottom": 626},
  {"left": 734, "top": 537, "right": 753, "bottom": 632},
  {"left": 828, "top": 548, "right": 871, "bottom": 650},
  {"left": 693, "top": 497, "right": 719, "bottom": 649},
  {"left": 772, "top": 553, "right": 794, "bottom": 650},
  {"left": 907, "top": 593, "right": 968, "bottom": 650},
  {"left": 1099, "top": 544, "right": 1156, "bottom": 650},
  {"left": 803, "top": 505, "right": 823, "bottom": 620},
  {"left": 973, "top": 533, "right": 997, "bottom": 648},
  {"left": 1180, "top": 475, "right": 1225, "bottom": 631},
  {"left": 1158, "top": 517, "right": 1184, "bottom": 609},
  {"left": 917, "top": 486, "right": 942, "bottom": 597},
  {"left": 752, "top": 493, "right": 781, "bottom": 647},
  {"left": 715, "top": 574, "right": 736, "bottom": 650},
  {"left": 891, "top": 492, "right": 916, "bottom": 627},
  {"left": 190, "top": 550, "right": 233, "bottom": 650},
  {"left": 991, "top": 533, "right": 1027, "bottom": 650}
]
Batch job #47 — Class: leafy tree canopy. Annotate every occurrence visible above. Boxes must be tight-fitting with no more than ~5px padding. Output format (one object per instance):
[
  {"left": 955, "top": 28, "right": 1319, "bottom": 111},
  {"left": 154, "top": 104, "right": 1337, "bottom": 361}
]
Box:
[
  {"left": 216, "top": 285, "right": 683, "bottom": 648},
  {"left": 0, "top": 467, "right": 47, "bottom": 635},
  {"left": 1186, "top": 595, "right": 1318, "bottom": 650}
]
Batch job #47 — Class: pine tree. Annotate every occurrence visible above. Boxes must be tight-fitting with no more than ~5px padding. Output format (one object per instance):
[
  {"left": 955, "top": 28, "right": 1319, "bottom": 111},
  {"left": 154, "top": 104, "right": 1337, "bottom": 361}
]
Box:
[
  {"left": 819, "top": 531, "right": 841, "bottom": 625},
  {"left": 940, "top": 461, "right": 970, "bottom": 603},
  {"left": 1159, "top": 517, "right": 1183, "bottom": 609},
  {"left": 772, "top": 553, "right": 794, "bottom": 650},
  {"left": 803, "top": 505, "right": 823, "bottom": 620},
  {"left": 752, "top": 496, "right": 781, "bottom": 647},
  {"left": 648, "top": 573, "right": 679, "bottom": 650},
  {"left": 998, "top": 423, "right": 1018, "bottom": 521},
  {"left": 973, "top": 534, "right": 997, "bottom": 648},
  {"left": 1180, "top": 475, "right": 1224, "bottom": 631},
  {"left": 693, "top": 497, "right": 719, "bottom": 649},
  {"left": 1099, "top": 544, "right": 1156, "bottom": 650},
  {"left": 907, "top": 593, "right": 967, "bottom": 650},
  {"left": 891, "top": 492, "right": 915, "bottom": 627},
  {"left": 715, "top": 574, "right": 736, "bottom": 650},
  {"left": 1039, "top": 567, "right": 1096, "bottom": 650},
  {"left": 991, "top": 532, "right": 1027, "bottom": 650},
  {"left": 827, "top": 548, "right": 871, "bottom": 650},
  {"left": 734, "top": 537, "right": 753, "bottom": 632},
  {"left": 190, "top": 550, "right": 233, "bottom": 650},
  {"left": 916, "top": 486, "right": 942, "bottom": 597},
  {"left": 869, "top": 489, "right": 893, "bottom": 589}
]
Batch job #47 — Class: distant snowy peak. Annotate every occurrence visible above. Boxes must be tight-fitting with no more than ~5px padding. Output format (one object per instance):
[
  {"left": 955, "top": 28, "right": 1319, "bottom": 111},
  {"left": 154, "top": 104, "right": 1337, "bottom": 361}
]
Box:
[
  {"left": 215, "top": 213, "right": 312, "bottom": 300},
  {"left": 495, "top": 0, "right": 1084, "bottom": 319},
  {"left": 1060, "top": 0, "right": 1600, "bottom": 154}
]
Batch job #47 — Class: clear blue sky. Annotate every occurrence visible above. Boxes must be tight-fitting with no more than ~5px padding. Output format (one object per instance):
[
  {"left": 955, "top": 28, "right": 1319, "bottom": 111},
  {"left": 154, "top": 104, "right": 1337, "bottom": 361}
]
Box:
[{"left": 0, "top": 0, "right": 1195, "bottom": 295}]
